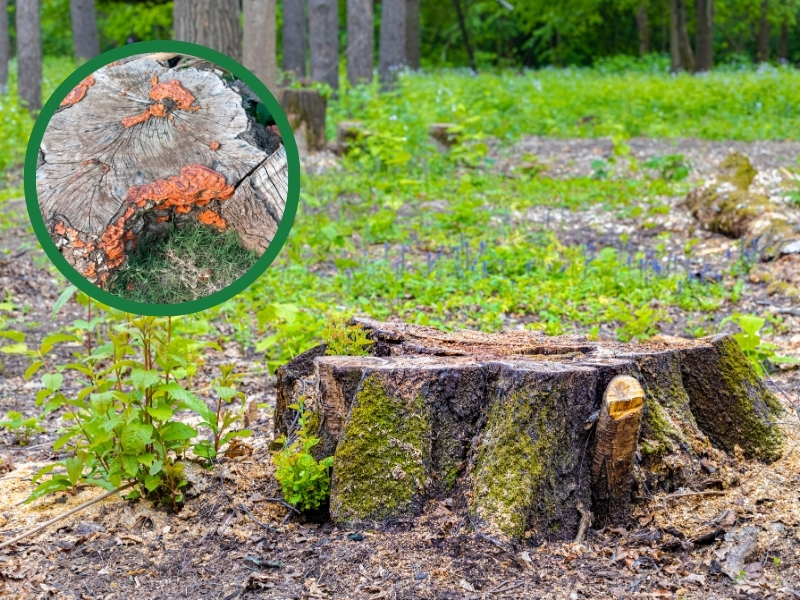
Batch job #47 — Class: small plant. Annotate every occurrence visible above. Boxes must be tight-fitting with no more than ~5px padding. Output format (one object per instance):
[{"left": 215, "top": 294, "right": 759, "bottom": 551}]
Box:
[
  {"left": 643, "top": 154, "right": 690, "bottom": 182},
  {"left": 721, "top": 313, "right": 800, "bottom": 375},
  {"left": 0, "top": 411, "right": 44, "bottom": 445},
  {"left": 322, "top": 315, "right": 374, "bottom": 356},
  {"left": 272, "top": 397, "right": 334, "bottom": 511}
]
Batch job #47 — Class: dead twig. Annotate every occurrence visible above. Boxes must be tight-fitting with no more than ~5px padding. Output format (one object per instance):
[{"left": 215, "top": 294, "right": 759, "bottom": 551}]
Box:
[
  {"left": 468, "top": 514, "right": 524, "bottom": 569},
  {"left": 263, "top": 497, "right": 301, "bottom": 516},
  {"left": 238, "top": 503, "right": 280, "bottom": 533},
  {"left": 760, "top": 362, "right": 800, "bottom": 420},
  {"left": 574, "top": 500, "right": 593, "bottom": 544},
  {"left": 0, "top": 481, "right": 135, "bottom": 550}
]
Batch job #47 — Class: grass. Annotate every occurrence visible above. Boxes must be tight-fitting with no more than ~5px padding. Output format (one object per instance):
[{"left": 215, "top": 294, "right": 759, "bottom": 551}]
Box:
[
  {"left": 107, "top": 225, "right": 259, "bottom": 305},
  {"left": 1, "top": 56, "right": 794, "bottom": 369}
]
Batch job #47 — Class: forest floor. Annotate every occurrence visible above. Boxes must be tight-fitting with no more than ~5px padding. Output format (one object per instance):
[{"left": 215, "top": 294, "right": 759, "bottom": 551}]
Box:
[{"left": 1, "top": 137, "right": 800, "bottom": 599}]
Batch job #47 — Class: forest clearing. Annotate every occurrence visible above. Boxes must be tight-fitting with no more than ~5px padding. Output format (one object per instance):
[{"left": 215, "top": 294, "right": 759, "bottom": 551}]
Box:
[{"left": 2, "top": 0, "right": 800, "bottom": 597}]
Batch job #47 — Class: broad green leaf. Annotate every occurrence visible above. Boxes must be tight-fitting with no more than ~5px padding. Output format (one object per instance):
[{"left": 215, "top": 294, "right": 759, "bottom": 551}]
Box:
[
  {"left": 64, "top": 457, "right": 84, "bottom": 486},
  {"left": 215, "top": 386, "right": 239, "bottom": 400},
  {"left": 160, "top": 422, "right": 197, "bottom": 442},
  {"left": 0, "top": 330, "right": 24, "bottom": 342},
  {"left": 177, "top": 395, "right": 214, "bottom": 422},
  {"left": 120, "top": 454, "right": 139, "bottom": 476},
  {"left": 149, "top": 460, "right": 164, "bottom": 476},
  {"left": 25, "top": 476, "right": 71, "bottom": 503},
  {"left": 130, "top": 369, "right": 160, "bottom": 391},
  {"left": 147, "top": 406, "right": 174, "bottom": 421},
  {"left": 137, "top": 453, "right": 155, "bottom": 466},
  {"left": 24, "top": 360, "right": 44, "bottom": 381},
  {"left": 52, "top": 286, "right": 78, "bottom": 318},
  {"left": 220, "top": 429, "right": 253, "bottom": 446},
  {"left": 42, "top": 373, "right": 63, "bottom": 392},
  {"left": 120, "top": 423, "right": 152, "bottom": 454},
  {"left": 144, "top": 474, "right": 162, "bottom": 492},
  {"left": 1, "top": 342, "right": 28, "bottom": 354}
]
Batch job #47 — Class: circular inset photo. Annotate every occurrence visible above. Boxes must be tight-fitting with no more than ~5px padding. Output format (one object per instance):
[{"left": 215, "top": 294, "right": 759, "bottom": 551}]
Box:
[{"left": 25, "top": 41, "right": 299, "bottom": 316}]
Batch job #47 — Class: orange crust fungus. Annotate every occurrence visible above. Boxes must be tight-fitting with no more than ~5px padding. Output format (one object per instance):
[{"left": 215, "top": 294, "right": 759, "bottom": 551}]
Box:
[
  {"left": 60, "top": 75, "right": 95, "bottom": 107},
  {"left": 121, "top": 75, "right": 199, "bottom": 128},
  {"left": 99, "top": 207, "right": 136, "bottom": 270},
  {"left": 198, "top": 210, "right": 227, "bottom": 228},
  {"left": 125, "top": 165, "right": 234, "bottom": 210}
]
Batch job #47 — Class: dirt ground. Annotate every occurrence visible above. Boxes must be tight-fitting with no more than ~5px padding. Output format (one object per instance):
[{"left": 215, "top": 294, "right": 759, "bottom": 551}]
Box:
[{"left": 2, "top": 138, "right": 800, "bottom": 599}]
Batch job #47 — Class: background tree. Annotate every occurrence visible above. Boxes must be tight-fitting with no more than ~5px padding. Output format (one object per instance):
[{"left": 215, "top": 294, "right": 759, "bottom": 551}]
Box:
[
  {"left": 173, "top": 0, "right": 240, "bottom": 61},
  {"left": 635, "top": 3, "right": 650, "bottom": 56},
  {"left": 380, "top": 0, "right": 407, "bottom": 82},
  {"left": 283, "top": 0, "right": 307, "bottom": 78},
  {"left": 757, "top": 0, "right": 770, "bottom": 60},
  {"left": 347, "top": 0, "right": 374, "bottom": 85},
  {"left": 16, "top": 0, "right": 41, "bottom": 111},
  {"left": 0, "top": 0, "right": 8, "bottom": 94},
  {"left": 696, "top": 0, "right": 714, "bottom": 70},
  {"left": 243, "top": 0, "right": 277, "bottom": 91},
  {"left": 406, "top": 0, "right": 420, "bottom": 69},
  {"left": 70, "top": 0, "right": 100, "bottom": 62},
  {"left": 309, "top": 0, "right": 339, "bottom": 90}
]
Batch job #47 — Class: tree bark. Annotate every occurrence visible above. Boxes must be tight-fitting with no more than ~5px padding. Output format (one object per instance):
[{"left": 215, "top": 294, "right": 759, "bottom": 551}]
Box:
[
  {"left": 452, "top": 0, "right": 476, "bottom": 72},
  {"left": 778, "top": 17, "right": 788, "bottom": 61},
  {"left": 757, "top": 0, "right": 770, "bottom": 62},
  {"left": 695, "top": 0, "right": 714, "bottom": 72},
  {"left": 347, "top": 0, "right": 374, "bottom": 85},
  {"left": 309, "top": 0, "right": 339, "bottom": 90},
  {"left": 275, "top": 319, "right": 784, "bottom": 539},
  {"left": 16, "top": 0, "right": 41, "bottom": 111},
  {"left": 282, "top": 0, "right": 307, "bottom": 78},
  {"left": 635, "top": 4, "right": 650, "bottom": 57},
  {"left": 37, "top": 55, "right": 288, "bottom": 288},
  {"left": 379, "top": 0, "right": 406, "bottom": 83},
  {"left": 173, "top": 0, "right": 241, "bottom": 61},
  {"left": 678, "top": 0, "right": 695, "bottom": 72},
  {"left": 0, "top": 0, "right": 8, "bottom": 94},
  {"left": 70, "top": 0, "right": 100, "bottom": 62},
  {"left": 405, "top": 0, "right": 420, "bottom": 69},
  {"left": 243, "top": 0, "right": 277, "bottom": 91},
  {"left": 669, "top": 0, "right": 681, "bottom": 72}
]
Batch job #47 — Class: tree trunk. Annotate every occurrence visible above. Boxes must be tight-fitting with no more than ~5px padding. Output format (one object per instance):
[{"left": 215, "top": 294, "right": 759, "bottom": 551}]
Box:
[
  {"left": 346, "top": 0, "right": 374, "bottom": 85},
  {"left": 309, "top": 0, "right": 339, "bottom": 90},
  {"left": 0, "top": 0, "right": 8, "bottom": 94},
  {"left": 282, "top": 0, "right": 307, "bottom": 78},
  {"left": 778, "top": 17, "right": 788, "bottom": 61},
  {"left": 16, "top": 0, "right": 41, "bottom": 111},
  {"left": 678, "top": 0, "right": 695, "bottom": 72},
  {"left": 405, "top": 0, "right": 420, "bottom": 69},
  {"left": 243, "top": 0, "right": 277, "bottom": 91},
  {"left": 452, "top": 0, "right": 476, "bottom": 72},
  {"left": 757, "top": 0, "right": 770, "bottom": 62},
  {"left": 635, "top": 4, "right": 650, "bottom": 57},
  {"left": 70, "top": 0, "right": 100, "bottom": 62},
  {"left": 669, "top": 0, "right": 681, "bottom": 72},
  {"left": 278, "top": 87, "right": 327, "bottom": 153},
  {"left": 695, "top": 0, "right": 714, "bottom": 71},
  {"left": 379, "top": 0, "right": 406, "bottom": 83},
  {"left": 36, "top": 55, "right": 288, "bottom": 288},
  {"left": 275, "top": 319, "right": 784, "bottom": 541},
  {"left": 173, "top": 0, "right": 241, "bottom": 61}
]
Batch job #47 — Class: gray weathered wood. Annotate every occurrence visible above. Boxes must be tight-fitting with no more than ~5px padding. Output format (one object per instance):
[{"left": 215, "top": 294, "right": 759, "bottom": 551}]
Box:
[
  {"left": 347, "top": 0, "right": 374, "bottom": 85},
  {"left": 309, "top": 0, "right": 339, "bottom": 90},
  {"left": 174, "top": 0, "right": 241, "bottom": 61},
  {"left": 37, "top": 55, "right": 288, "bottom": 285},
  {"left": 243, "top": 0, "right": 277, "bottom": 91},
  {"left": 379, "top": 0, "right": 406, "bottom": 84},
  {"left": 0, "top": 0, "right": 9, "bottom": 94},
  {"left": 282, "top": 0, "right": 307, "bottom": 77}
]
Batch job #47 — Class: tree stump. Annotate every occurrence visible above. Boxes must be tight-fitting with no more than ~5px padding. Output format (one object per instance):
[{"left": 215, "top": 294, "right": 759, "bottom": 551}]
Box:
[
  {"left": 36, "top": 54, "right": 289, "bottom": 287},
  {"left": 275, "top": 319, "right": 784, "bottom": 542},
  {"left": 278, "top": 87, "right": 327, "bottom": 154}
]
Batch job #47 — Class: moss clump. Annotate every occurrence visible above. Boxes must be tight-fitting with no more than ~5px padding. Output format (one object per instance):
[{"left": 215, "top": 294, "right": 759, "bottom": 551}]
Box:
[
  {"left": 640, "top": 400, "right": 680, "bottom": 457},
  {"left": 329, "top": 374, "right": 431, "bottom": 522},
  {"left": 711, "top": 336, "right": 784, "bottom": 461},
  {"left": 718, "top": 152, "right": 757, "bottom": 191},
  {"left": 471, "top": 388, "right": 557, "bottom": 539}
]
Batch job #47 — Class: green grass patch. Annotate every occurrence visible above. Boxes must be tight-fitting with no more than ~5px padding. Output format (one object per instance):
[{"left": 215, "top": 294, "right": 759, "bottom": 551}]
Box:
[{"left": 108, "top": 225, "right": 258, "bottom": 305}]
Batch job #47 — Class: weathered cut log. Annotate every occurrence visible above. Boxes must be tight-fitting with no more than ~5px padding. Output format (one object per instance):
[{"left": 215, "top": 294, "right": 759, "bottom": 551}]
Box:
[
  {"left": 275, "top": 319, "right": 784, "bottom": 541},
  {"left": 686, "top": 152, "right": 800, "bottom": 260},
  {"left": 278, "top": 88, "right": 327, "bottom": 154},
  {"left": 591, "top": 375, "right": 644, "bottom": 526},
  {"left": 36, "top": 55, "right": 288, "bottom": 287}
]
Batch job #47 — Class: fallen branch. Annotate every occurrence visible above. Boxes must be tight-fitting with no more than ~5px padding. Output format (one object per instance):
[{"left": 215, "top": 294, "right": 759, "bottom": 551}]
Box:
[
  {"left": 574, "top": 500, "right": 593, "bottom": 544},
  {"left": 0, "top": 481, "right": 135, "bottom": 550}
]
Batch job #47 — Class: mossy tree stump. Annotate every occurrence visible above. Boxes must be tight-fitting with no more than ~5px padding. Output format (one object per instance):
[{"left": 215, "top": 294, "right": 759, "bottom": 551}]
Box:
[
  {"left": 37, "top": 54, "right": 288, "bottom": 287},
  {"left": 275, "top": 319, "right": 783, "bottom": 542}
]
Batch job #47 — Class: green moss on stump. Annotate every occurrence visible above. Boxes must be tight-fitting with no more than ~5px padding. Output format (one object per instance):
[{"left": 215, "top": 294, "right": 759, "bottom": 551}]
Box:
[
  {"left": 329, "top": 374, "right": 431, "bottom": 522},
  {"left": 470, "top": 389, "right": 557, "bottom": 539}
]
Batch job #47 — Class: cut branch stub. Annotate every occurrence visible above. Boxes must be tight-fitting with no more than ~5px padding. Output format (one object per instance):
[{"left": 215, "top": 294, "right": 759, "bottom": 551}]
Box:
[
  {"left": 591, "top": 375, "right": 644, "bottom": 526},
  {"left": 275, "top": 320, "right": 784, "bottom": 542},
  {"left": 37, "top": 55, "right": 289, "bottom": 287}
]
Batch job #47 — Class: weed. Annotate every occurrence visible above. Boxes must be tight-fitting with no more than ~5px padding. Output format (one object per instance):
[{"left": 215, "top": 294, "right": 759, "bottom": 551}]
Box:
[
  {"left": 643, "top": 154, "right": 691, "bottom": 182},
  {"left": 720, "top": 313, "right": 800, "bottom": 375},
  {"left": 0, "top": 411, "right": 44, "bottom": 445},
  {"left": 272, "top": 397, "right": 334, "bottom": 511},
  {"left": 322, "top": 315, "right": 374, "bottom": 356}
]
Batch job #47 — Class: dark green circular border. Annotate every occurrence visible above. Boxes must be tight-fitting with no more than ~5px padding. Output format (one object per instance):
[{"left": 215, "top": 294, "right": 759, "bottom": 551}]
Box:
[{"left": 24, "top": 41, "right": 300, "bottom": 317}]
